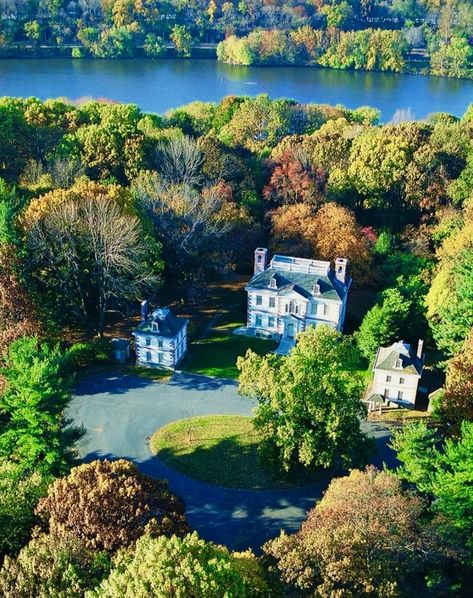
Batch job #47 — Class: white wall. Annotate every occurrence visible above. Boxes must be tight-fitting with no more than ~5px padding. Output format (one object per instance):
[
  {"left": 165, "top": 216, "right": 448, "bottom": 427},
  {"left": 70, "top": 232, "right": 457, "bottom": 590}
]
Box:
[
  {"left": 373, "top": 370, "right": 419, "bottom": 406},
  {"left": 134, "top": 326, "right": 188, "bottom": 369}
]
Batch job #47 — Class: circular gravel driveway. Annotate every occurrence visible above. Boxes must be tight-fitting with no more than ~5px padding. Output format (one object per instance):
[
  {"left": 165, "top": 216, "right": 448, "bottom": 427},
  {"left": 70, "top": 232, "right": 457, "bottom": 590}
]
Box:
[{"left": 68, "top": 371, "right": 397, "bottom": 552}]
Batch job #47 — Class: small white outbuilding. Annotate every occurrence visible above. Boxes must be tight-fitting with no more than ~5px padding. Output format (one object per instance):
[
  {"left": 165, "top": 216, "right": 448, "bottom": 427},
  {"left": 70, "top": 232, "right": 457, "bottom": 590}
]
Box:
[{"left": 132, "top": 302, "right": 188, "bottom": 370}]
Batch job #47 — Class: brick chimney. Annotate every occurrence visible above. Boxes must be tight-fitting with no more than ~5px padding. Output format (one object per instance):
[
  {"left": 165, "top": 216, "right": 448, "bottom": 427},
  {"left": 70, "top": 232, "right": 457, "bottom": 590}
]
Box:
[
  {"left": 254, "top": 248, "right": 268, "bottom": 275},
  {"left": 140, "top": 300, "right": 149, "bottom": 321},
  {"left": 335, "top": 257, "right": 348, "bottom": 285},
  {"left": 417, "top": 339, "right": 424, "bottom": 360}
]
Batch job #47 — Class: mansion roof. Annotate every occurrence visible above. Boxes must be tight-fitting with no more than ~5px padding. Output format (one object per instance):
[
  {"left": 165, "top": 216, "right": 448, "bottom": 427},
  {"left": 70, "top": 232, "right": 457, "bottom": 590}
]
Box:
[
  {"left": 133, "top": 307, "right": 188, "bottom": 338},
  {"left": 246, "top": 254, "right": 350, "bottom": 302}
]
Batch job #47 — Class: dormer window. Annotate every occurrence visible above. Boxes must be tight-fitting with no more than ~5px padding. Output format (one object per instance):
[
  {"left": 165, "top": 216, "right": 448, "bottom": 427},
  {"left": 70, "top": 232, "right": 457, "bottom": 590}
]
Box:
[
  {"left": 152, "top": 322, "right": 159, "bottom": 333},
  {"left": 269, "top": 275, "right": 277, "bottom": 289},
  {"left": 395, "top": 358, "right": 402, "bottom": 369},
  {"left": 312, "top": 282, "right": 321, "bottom": 295}
]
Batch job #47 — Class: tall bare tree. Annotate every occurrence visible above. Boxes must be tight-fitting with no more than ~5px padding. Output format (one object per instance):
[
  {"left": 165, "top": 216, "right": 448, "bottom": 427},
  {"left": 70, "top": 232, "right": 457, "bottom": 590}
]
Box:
[
  {"left": 155, "top": 135, "right": 203, "bottom": 187},
  {"left": 27, "top": 193, "right": 159, "bottom": 335}
]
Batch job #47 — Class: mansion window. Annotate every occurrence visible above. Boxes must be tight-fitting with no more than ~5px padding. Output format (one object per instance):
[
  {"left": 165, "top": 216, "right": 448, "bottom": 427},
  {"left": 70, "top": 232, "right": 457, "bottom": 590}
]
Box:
[
  {"left": 310, "top": 302, "right": 317, "bottom": 316},
  {"left": 399, "top": 377, "right": 405, "bottom": 385},
  {"left": 386, "top": 375, "right": 392, "bottom": 382},
  {"left": 269, "top": 297, "right": 276, "bottom": 308},
  {"left": 146, "top": 337, "right": 151, "bottom": 347},
  {"left": 255, "top": 314, "right": 263, "bottom": 327},
  {"left": 398, "top": 391, "right": 404, "bottom": 400},
  {"left": 146, "top": 351, "right": 152, "bottom": 362},
  {"left": 268, "top": 316, "right": 275, "bottom": 328},
  {"left": 158, "top": 340, "right": 163, "bottom": 348},
  {"left": 289, "top": 301, "right": 298, "bottom": 314},
  {"left": 323, "top": 304, "right": 329, "bottom": 316},
  {"left": 384, "top": 388, "right": 389, "bottom": 398},
  {"left": 256, "top": 295, "right": 262, "bottom": 306}
]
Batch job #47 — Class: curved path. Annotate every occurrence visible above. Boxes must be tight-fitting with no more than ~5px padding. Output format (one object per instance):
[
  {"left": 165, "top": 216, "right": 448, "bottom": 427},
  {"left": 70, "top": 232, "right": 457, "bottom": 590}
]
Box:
[{"left": 67, "top": 371, "right": 397, "bottom": 552}]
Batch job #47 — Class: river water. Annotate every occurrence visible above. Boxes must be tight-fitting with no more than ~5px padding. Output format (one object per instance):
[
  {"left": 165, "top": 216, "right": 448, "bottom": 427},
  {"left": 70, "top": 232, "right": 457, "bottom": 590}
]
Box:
[{"left": 1, "top": 58, "right": 472, "bottom": 120}]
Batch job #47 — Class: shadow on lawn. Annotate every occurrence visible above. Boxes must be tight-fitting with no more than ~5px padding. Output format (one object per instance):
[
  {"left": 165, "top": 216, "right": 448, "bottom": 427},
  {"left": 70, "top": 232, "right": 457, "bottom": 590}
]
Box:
[{"left": 80, "top": 449, "right": 326, "bottom": 553}]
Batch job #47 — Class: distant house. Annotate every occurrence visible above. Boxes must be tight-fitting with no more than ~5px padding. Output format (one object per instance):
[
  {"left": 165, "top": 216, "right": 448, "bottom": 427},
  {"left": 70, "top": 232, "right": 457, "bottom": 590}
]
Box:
[
  {"left": 239, "top": 248, "right": 351, "bottom": 353},
  {"left": 368, "top": 340, "right": 424, "bottom": 410},
  {"left": 132, "top": 302, "right": 188, "bottom": 369}
]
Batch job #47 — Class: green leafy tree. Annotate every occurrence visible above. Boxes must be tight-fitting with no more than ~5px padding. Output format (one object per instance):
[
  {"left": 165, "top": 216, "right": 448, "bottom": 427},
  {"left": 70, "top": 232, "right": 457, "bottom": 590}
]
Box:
[
  {"left": 0, "top": 337, "right": 73, "bottom": 474},
  {"left": 171, "top": 25, "right": 193, "bottom": 58},
  {"left": 238, "top": 326, "right": 370, "bottom": 472},
  {"left": 24, "top": 20, "right": 41, "bottom": 44},
  {"left": 36, "top": 459, "right": 189, "bottom": 552},
  {"left": 430, "top": 248, "right": 473, "bottom": 356},
  {"left": 321, "top": 1, "right": 354, "bottom": 29},
  {"left": 144, "top": 33, "right": 166, "bottom": 57},
  {"left": 430, "top": 35, "right": 473, "bottom": 78},
  {"left": 91, "top": 532, "right": 270, "bottom": 597},
  {"left": 0, "top": 534, "right": 111, "bottom": 598},
  {"left": 392, "top": 421, "right": 473, "bottom": 555},
  {"left": 356, "top": 288, "right": 411, "bottom": 361},
  {"left": 0, "top": 460, "right": 49, "bottom": 558},
  {"left": 390, "top": 421, "right": 438, "bottom": 493}
]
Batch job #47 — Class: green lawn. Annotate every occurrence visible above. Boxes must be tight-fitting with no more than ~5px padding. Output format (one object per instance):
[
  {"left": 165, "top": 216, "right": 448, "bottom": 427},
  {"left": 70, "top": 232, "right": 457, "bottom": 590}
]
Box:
[
  {"left": 184, "top": 322, "right": 277, "bottom": 379},
  {"left": 150, "top": 415, "right": 313, "bottom": 490}
]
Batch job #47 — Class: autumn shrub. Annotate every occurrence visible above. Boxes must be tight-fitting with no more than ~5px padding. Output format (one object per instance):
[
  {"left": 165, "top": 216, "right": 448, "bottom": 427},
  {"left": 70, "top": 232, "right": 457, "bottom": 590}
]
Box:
[
  {"left": 91, "top": 532, "right": 271, "bottom": 597},
  {"left": 264, "top": 467, "right": 444, "bottom": 597},
  {"left": 36, "top": 459, "right": 189, "bottom": 552},
  {"left": 0, "top": 534, "right": 111, "bottom": 598}
]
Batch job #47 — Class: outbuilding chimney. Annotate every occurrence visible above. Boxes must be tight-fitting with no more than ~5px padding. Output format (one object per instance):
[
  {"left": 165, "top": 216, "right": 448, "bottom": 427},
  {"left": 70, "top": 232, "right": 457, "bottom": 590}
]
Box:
[
  {"left": 417, "top": 339, "right": 424, "bottom": 360},
  {"left": 140, "top": 300, "right": 149, "bottom": 321},
  {"left": 335, "top": 258, "right": 348, "bottom": 285},
  {"left": 254, "top": 248, "right": 268, "bottom": 276}
]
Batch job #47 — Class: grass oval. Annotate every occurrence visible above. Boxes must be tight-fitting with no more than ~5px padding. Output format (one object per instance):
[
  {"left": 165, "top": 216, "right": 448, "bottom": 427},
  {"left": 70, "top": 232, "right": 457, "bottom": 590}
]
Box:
[{"left": 150, "top": 415, "right": 300, "bottom": 490}]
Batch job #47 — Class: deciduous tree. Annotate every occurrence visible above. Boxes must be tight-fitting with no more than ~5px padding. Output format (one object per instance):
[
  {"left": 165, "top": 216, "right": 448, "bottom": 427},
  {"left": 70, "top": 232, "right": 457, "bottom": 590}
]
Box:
[
  {"left": 264, "top": 467, "right": 443, "bottom": 597},
  {"left": 0, "top": 533, "right": 111, "bottom": 598},
  {"left": 36, "top": 459, "right": 189, "bottom": 552},
  {"left": 91, "top": 532, "right": 269, "bottom": 597},
  {"left": 238, "top": 326, "right": 369, "bottom": 472}
]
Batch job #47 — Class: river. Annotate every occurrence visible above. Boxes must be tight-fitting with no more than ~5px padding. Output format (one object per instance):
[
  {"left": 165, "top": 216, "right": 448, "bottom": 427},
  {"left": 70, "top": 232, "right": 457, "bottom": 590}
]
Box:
[{"left": 1, "top": 58, "right": 473, "bottom": 120}]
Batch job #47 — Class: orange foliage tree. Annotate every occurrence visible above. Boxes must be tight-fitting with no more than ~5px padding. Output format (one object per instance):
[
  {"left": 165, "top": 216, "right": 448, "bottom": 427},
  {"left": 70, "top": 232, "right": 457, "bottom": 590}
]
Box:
[{"left": 270, "top": 202, "right": 372, "bottom": 283}]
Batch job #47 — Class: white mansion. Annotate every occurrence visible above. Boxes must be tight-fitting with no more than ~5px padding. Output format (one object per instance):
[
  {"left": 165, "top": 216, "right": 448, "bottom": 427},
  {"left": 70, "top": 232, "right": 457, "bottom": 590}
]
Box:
[
  {"left": 133, "top": 302, "right": 188, "bottom": 369},
  {"left": 242, "top": 248, "right": 351, "bottom": 349}
]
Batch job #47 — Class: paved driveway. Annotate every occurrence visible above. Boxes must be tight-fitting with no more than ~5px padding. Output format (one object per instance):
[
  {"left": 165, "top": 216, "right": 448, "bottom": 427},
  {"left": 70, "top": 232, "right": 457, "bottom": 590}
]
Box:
[{"left": 67, "top": 371, "right": 397, "bottom": 552}]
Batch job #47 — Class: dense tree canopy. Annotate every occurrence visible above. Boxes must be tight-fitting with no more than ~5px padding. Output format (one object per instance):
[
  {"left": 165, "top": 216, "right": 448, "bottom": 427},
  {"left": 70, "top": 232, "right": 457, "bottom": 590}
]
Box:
[
  {"left": 0, "top": 336, "right": 73, "bottom": 474},
  {"left": 92, "top": 532, "right": 269, "bottom": 597},
  {"left": 0, "top": 534, "right": 111, "bottom": 598},
  {"left": 264, "top": 467, "right": 445, "bottom": 597},
  {"left": 238, "top": 326, "right": 370, "bottom": 472}
]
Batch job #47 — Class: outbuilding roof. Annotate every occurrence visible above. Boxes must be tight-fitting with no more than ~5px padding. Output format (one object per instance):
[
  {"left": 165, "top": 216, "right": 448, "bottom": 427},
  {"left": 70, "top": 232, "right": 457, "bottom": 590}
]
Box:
[
  {"left": 373, "top": 341, "right": 423, "bottom": 376},
  {"left": 133, "top": 307, "right": 188, "bottom": 338}
]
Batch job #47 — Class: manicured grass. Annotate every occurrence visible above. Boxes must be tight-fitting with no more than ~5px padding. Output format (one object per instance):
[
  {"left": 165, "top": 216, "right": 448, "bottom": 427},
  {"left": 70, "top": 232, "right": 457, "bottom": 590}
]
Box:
[
  {"left": 185, "top": 322, "right": 277, "bottom": 379},
  {"left": 150, "top": 415, "right": 308, "bottom": 490}
]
